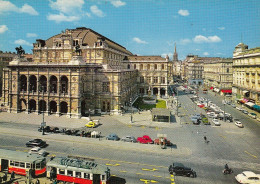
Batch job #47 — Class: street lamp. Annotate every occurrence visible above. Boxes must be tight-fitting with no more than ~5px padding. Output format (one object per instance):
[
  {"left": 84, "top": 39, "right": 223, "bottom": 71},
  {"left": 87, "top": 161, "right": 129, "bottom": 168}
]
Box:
[
  {"left": 130, "top": 98, "right": 133, "bottom": 123},
  {"left": 39, "top": 85, "right": 45, "bottom": 135},
  {"left": 176, "top": 89, "right": 179, "bottom": 116}
]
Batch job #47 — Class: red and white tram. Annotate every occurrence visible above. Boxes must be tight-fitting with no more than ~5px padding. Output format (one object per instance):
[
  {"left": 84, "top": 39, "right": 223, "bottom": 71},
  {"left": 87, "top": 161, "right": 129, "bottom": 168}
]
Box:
[
  {"left": 0, "top": 148, "right": 46, "bottom": 176},
  {"left": 47, "top": 157, "right": 110, "bottom": 184}
]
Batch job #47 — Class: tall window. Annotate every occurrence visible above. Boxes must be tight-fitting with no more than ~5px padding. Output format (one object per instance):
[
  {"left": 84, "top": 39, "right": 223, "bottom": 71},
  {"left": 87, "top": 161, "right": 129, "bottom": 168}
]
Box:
[
  {"left": 227, "top": 68, "right": 229, "bottom": 73},
  {"left": 154, "top": 64, "right": 157, "bottom": 70},
  {"left": 161, "top": 77, "right": 165, "bottom": 84},
  {"left": 102, "top": 82, "right": 110, "bottom": 92},
  {"left": 147, "top": 64, "right": 150, "bottom": 70},
  {"left": 134, "top": 64, "right": 136, "bottom": 69},
  {"left": 147, "top": 77, "right": 151, "bottom": 83},
  {"left": 153, "top": 77, "right": 158, "bottom": 83},
  {"left": 140, "top": 76, "right": 144, "bottom": 83},
  {"left": 140, "top": 64, "right": 143, "bottom": 70},
  {"left": 73, "top": 40, "right": 79, "bottom": 46},
  {"left": 161, "top": 64, "right": 164, "bottom": 70}
]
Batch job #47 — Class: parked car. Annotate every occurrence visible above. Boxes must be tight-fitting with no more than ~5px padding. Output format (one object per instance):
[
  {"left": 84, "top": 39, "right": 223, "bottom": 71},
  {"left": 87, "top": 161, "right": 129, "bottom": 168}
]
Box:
[
  {"left": 235, "top": 171, "right": 260, "bottom": 184},
  {"left": 28, "top": 147, "right": 48, "bottom": 156},
  {"left": 242, "top": 110, "right": 249, "bottom": 114},
  {"left": 137, "top": 135, "right": 153, "bottom": 144},
  {"left": 121, "top": 136, "right": 136, "bottom": 142},
  {"left": 169, "top": 162, "right": 196, "bottom": 178},
  {"left": 154, "top": 137, "right": 172, "bottom": 146},
  {"left": 235, "top": 121, "right": 244, "bottom": 128},
  {"left": 106, "top": 133, "right": 120, "bottom": 141},
  {"left": 85, "top": 120, "right": 100, "bottom": 128},
  {"left": 212, "top": 118, "right": 220, "bottom": 126},
  {"left": 202, "top": 117, "right": 210, "bottom": 125},
  {"left": 26, "top": 139, "right": 46, "bottom": 148},
  {"left": 248, "top": 113, "right": 257, "bottom": 119},
  {"left": 231, "top": 104, "right": 236, "bottom": 108}
]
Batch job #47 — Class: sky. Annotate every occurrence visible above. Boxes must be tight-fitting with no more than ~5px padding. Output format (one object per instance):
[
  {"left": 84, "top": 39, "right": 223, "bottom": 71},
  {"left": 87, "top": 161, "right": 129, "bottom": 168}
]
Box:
[{"left": 0, "top": 0, "right": 259, "bottom": 60}]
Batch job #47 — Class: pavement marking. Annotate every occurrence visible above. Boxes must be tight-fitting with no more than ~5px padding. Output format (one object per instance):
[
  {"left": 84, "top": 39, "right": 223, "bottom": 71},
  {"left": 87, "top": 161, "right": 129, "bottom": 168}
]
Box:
[
  {"left": 128, "top": 125, "right": 132, "bottom": 128},
  {"left": 136, "top": 173, "right": 145, "bottom": 175},
  {"left": 142, "top": 168, "right": 158, "bottom": 172},
  {"left": 111, "top": 175, "right": 116, "bottom": 177},
  {"left": 106, "top": 163, "right": 120, "bottom": 166},
  {"left": 244, "top": 151, "right": 258, "bottom": 159},
  {"left": 119, "top": 170, "right": 127, "bottom": 173},
  {"left": 140, "top": 179, "right": 158, "bottom": 183},
  {"left": 141, "top": 125, "right": 146, "bottom": 128},
  {"left": 152, "top": 175, "right": 162, "bottom": 178}
]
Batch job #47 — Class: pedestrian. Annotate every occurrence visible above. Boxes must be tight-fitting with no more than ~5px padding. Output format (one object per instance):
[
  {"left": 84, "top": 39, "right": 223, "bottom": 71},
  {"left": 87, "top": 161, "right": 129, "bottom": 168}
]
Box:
[
  {"left": 0, "top": 176, "right": 2, "bottom": 183},
  {"left": 10, "top": 171, "right": 15, "bottom": 180},
  {"left": 53, "top": 179, "right": 57, "bottom": 184},
  {"left": 36, "top": 178, "right": 40, "bottom": 184},
  {"left": 3, "top": 172, "right": 7, "bottom": 181},
  {"left": 204, "top": 136, "right": 207, "bottom": 143}
]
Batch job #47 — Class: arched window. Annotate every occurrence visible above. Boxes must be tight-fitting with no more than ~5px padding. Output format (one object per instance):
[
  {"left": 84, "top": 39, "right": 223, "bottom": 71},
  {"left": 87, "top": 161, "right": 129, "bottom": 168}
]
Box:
[
  {"left": 127, "top": 64, "right": 130, "bottom": 69},
  {"left": 140, "top": 64, "right": 143, "bottom": 70},
  {"left": 154, "top": 64, "right": 157, "bottom": 70}
]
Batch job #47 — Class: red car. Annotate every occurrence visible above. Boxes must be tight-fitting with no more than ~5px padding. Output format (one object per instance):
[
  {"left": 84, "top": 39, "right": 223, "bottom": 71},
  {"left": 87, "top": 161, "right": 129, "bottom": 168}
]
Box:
[{"left": 137, "top": 135, "right": 153, "bottom": 144}]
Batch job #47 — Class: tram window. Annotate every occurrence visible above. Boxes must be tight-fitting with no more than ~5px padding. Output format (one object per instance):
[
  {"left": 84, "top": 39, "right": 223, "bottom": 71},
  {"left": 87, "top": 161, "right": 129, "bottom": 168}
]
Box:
[
  {"left": 36, "top": 163, "right": 41, "bottom": 169},
  {"left": 83, "top": 173, "right": 90, "bottom": 179},
  {"left": 67, "top": 170, "right": 73, "bottom": 176},
  {"left": 76, "top": 172, "right": 81, "bottom": 178},
  {"left": 101, "top": 175, "right": 105, "bottom": 180},
  {"left": 26, "top": 163, "right": 31, "bottom": 168},
  {"left": 20, "top": 162, "right": 25, "bottom": 168},
  {"left": 14, "top": 162, "right": 20, "bottom": 167},
  {"left": 10, "top": 161, "right": 14, "bottom": 166},
  {"left": 59, "top": 169, "right": 65, "bottom": 175}
]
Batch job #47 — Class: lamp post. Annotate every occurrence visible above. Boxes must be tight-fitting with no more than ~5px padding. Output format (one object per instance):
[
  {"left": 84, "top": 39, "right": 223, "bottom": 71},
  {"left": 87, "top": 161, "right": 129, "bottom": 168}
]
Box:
[
  {"left": 39, "top": 85, "right": 45, "bottom": 135},
  {"left": 176, "top": 89, "right": 179, "bottom": 116},
  {"left": 130, "top": 98, "right": 133, "bottom": 123}
]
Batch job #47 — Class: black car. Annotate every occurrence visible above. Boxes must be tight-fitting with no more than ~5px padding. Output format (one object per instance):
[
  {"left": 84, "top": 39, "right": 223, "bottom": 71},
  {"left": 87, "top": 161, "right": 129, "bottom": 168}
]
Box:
[
  {"left": 26, "top": 139, "right": 46, "bottom": 148},
  {"left": 169, "top": 162, "right": 196, "bottom": 178}
]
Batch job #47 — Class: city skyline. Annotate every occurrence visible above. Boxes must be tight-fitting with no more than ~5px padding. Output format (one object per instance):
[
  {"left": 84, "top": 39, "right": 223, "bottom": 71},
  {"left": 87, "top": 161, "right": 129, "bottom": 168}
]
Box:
[{"left": 0, "top": 0, "right": 259, "bottom": 59}]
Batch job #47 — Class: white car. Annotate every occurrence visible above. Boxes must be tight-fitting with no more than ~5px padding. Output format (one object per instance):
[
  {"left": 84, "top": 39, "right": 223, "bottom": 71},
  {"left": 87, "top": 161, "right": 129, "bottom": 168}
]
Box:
[
  {"left": 235, "top": 121, "right": 244, "bottom": 128},
  {"left": 235, "top": 171, "right": 260, "bottom": 184},
  {"left": 28, "top": 147, "right": 48, "bottom": 156},
  {"left": 212, "top": 118, "right": 220, "bottom": 126}
]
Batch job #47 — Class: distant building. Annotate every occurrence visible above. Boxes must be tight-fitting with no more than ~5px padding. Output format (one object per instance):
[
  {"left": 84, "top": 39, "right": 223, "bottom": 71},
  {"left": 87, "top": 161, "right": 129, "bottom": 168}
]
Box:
[
  {"left": 204, "top": 58, "right": 233, "bottom": 95},
  {"left": 124, "top": 55, "right": 173, "bottom": 96},
  {"left": 172, "top": 43, "right": 182, "bottom": 80},
  {"left": 0, "top": 51, "right": 17, "bottom": 97},
  {"left": 232, "top": 43, "right": 260, "bottom": 106}
]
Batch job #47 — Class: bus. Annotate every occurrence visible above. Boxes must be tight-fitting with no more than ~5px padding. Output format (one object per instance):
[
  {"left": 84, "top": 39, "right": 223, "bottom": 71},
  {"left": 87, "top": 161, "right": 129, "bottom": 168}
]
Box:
[
  {"left": 47, "top": 156, "right": 110, "bottom": 184},
  {"left": 0, "top": 148, "right": 46, "bottom": 176}
]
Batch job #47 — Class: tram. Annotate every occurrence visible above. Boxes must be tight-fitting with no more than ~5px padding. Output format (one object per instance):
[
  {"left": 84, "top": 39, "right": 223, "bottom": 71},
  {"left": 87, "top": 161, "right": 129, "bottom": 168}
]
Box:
[
  {"left": 0, "top": 148, "right": 46, "bottom": 176},
  {"left": 47, "top": 156, "right": 110, "bottom": 184}
]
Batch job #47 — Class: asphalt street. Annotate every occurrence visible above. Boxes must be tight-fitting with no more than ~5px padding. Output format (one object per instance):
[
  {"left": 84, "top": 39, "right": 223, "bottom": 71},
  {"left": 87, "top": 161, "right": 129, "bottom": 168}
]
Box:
[{"left": 0, "top": 88, "right": 259, "bottom": 184}]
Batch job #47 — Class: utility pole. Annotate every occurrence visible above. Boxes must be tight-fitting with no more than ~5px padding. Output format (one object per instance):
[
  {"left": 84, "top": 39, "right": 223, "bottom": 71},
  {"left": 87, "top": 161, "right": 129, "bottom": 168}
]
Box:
[
  {"left": 176, "top": 89, "right": 179, "bottom": 116},
  {"left": 130, "top": 98, "right": 133, "bottom": 123}
]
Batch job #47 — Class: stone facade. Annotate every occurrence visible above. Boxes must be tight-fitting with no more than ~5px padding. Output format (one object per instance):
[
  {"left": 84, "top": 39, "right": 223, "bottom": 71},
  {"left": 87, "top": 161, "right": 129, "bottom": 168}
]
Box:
[
  {"left": 204, "top": 58, "right": 233, "bottom": 94},
  {"left": 124, "top": 56, "right": 173, "bottom": 96},
  {"left": 2, "top": 27, "right": 138, "bottom": 118},
  {"left": 232, "top": 43, "right": 260, "bottom": 104}
]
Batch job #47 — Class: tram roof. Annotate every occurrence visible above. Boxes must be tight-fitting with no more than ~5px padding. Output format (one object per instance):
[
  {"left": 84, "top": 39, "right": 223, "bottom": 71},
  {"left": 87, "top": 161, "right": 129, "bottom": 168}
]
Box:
[
  {"left": 47, "top": 157, "right": 109, "bottom": 174},
  {"left": 0, "top": 149, "right": 45, "bottom": 163}
]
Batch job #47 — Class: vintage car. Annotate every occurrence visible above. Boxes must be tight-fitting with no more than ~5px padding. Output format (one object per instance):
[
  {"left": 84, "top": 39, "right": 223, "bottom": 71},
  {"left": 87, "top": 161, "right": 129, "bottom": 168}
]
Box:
[
  {"left": 137, "top": 135, "right": 153, "bottom": 144},
  {"left": 154, "top": 137, "right": 172, "bottom": 146},
  {"left": 235, "top": 171, "right": 260, "bottom": 184},
  {"left": 169, "top": 162, "right": 196, "bottom": 178}
]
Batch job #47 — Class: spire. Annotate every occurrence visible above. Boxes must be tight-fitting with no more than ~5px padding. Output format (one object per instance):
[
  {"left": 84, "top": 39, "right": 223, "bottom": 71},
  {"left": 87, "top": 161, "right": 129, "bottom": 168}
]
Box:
[{"left": 173, "top": 42, "right": 178, "bottom": 61}]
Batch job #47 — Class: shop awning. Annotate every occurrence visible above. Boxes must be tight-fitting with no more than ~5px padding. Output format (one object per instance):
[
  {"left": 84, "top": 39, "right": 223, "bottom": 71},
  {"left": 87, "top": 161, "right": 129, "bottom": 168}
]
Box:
[
  {"left": 245, "top": 102, "right": 255, "bottom": 107},
  {"left": 242, "top": 90, "right": 249, "bottom": 94},
  {"left": 221, "top": 89, "right": 232, "bottom": 93},
  {"left": 210, "top": 87, "right": 214, "bottom": 90}
]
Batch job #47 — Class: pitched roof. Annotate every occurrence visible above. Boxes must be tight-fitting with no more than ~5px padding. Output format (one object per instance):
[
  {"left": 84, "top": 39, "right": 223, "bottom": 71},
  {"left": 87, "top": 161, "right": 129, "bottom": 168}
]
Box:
[{"left": 45, "top": 27, "right": 132, "bottom": 55}]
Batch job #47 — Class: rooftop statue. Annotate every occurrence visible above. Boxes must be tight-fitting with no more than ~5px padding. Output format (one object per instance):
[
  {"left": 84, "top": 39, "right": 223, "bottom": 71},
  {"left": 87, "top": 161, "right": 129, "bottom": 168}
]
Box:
[
  {"left": 75, "top": 44, "right": 81, "bottom": 56},
  {"left": 15, "top": 45, "right": 25, "bottom": 57}
]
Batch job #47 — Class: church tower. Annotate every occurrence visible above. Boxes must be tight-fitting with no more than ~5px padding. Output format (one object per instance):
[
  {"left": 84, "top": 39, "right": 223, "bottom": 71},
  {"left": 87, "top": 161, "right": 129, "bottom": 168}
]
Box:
[{"left": 173, "top": 42, "right": 178, "bottom": 61}]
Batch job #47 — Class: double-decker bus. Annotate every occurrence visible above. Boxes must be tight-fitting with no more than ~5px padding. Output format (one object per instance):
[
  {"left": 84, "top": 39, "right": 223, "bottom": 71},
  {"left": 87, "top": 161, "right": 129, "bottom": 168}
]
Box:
[
  {"left": 46, "top": 156, "right": 110, "bottom": 184},
  {"left": 0, "top": 148, "right": 46, "bottom": 176}
]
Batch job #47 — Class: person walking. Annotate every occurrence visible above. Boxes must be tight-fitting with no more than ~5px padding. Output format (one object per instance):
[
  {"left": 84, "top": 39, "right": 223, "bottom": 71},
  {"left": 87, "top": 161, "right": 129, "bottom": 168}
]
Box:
[
  {"left": 204, "top": 136, "right": 207, "bottom": 143},
  {"left": 36, "top": 178, "right": 40, "bottom": 184},
  {"left": 10, "top": 171, "right": 15, "bottom": 180}
]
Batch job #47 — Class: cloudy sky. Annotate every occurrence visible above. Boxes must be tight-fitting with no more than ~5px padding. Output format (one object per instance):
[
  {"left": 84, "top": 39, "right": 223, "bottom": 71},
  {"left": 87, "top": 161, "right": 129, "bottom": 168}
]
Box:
[{"left": 0, "top": 0, "right": 259, "bottom": 60}]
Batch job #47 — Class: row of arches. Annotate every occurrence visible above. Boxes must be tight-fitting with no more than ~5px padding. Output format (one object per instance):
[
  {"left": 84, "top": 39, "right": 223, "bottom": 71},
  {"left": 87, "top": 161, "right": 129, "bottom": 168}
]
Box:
[
  {"left": 19, "top": 75, "right": 68, "bottom": 93},
  {"left": 20, "top": 99, "right": 68, "bottom": 114},
  {"left": 139, "top": 87, "right": 166, "bottom": 96}
]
